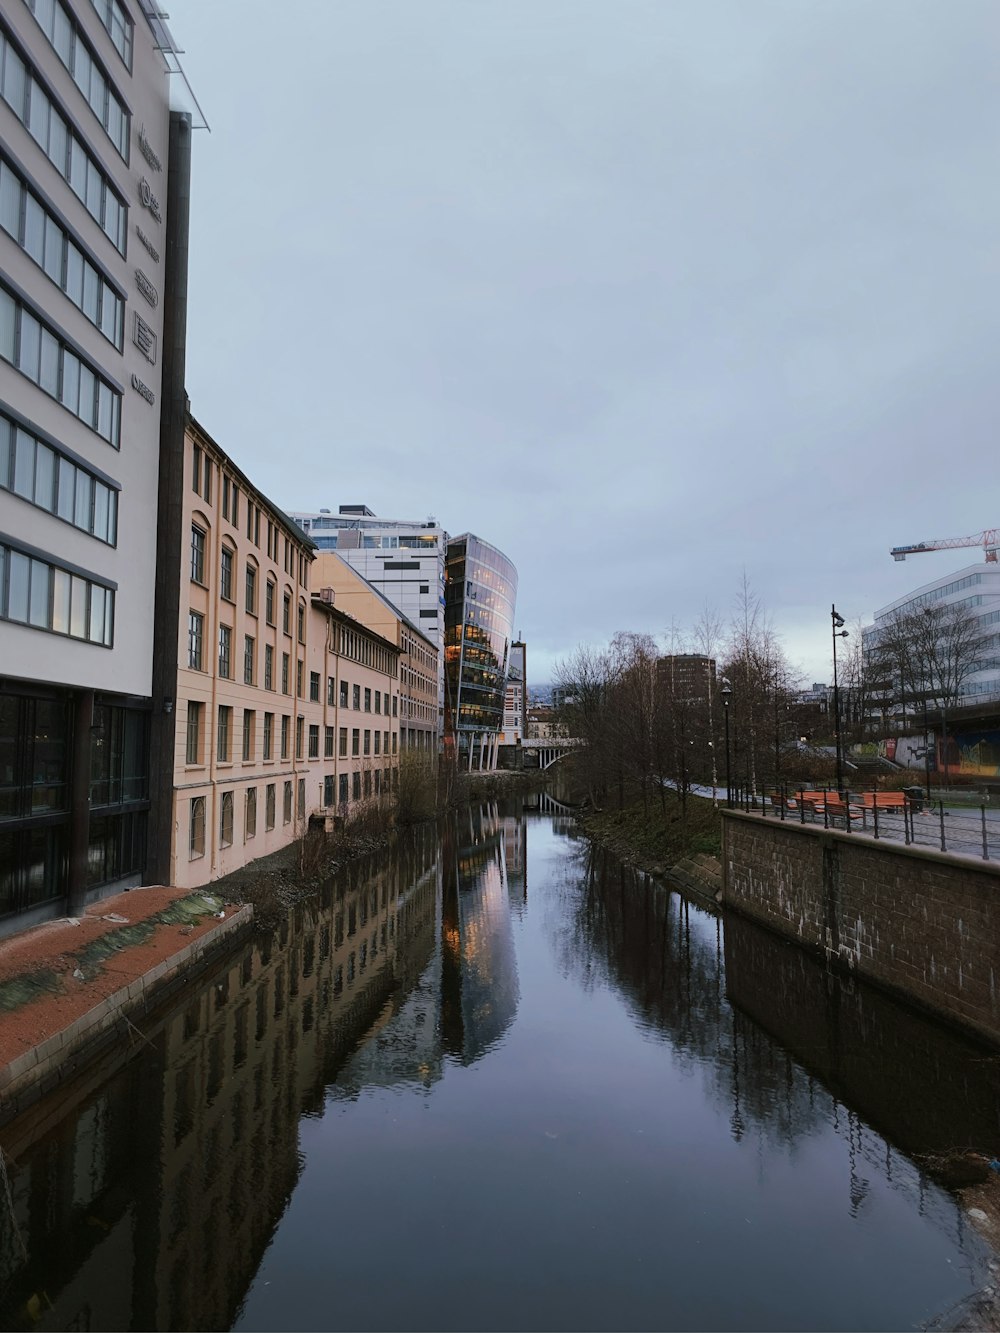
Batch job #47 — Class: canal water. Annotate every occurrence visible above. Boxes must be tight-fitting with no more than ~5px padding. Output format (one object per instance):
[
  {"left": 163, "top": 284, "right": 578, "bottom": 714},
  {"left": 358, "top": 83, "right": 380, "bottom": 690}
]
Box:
[{"left": 2, "top": 794, "right": 1000, "bottom": 1331}]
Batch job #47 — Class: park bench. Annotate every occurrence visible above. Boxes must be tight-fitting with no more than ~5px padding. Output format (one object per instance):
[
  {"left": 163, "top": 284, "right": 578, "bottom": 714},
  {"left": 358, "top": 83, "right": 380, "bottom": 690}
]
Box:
[{"left": 856, "top": 791, "right": 907, "bottom": 812}]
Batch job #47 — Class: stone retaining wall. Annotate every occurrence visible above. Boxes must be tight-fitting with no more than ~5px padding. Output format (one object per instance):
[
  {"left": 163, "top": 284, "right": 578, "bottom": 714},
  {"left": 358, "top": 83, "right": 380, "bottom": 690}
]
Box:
[{"left": 722, "top": 811, "right": 1000, "bottom": 1046}]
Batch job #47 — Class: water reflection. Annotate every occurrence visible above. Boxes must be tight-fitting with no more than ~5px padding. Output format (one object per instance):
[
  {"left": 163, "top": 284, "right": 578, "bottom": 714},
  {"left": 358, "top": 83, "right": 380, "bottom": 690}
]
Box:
[
  {"left": 0, "top": 802, "right": 997, "bottom": 1332},
  {"left": 0, "top": 805, "right": 518, "bottom": 1332}
]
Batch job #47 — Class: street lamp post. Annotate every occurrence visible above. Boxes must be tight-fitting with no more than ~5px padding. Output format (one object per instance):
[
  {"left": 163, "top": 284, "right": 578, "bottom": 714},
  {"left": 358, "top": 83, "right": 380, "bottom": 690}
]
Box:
[
  {"left": 721, "top": 678, "right": 733, "bottom": 808},
  {"left": 831, "top": 606, "right": 849, "bottom": 799}
]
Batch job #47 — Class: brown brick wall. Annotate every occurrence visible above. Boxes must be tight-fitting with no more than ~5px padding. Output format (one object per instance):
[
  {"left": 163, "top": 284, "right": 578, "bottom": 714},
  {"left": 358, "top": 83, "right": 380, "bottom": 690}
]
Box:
[{"left": 722, "top": 811, "right": 1000, "bottom": 1046}]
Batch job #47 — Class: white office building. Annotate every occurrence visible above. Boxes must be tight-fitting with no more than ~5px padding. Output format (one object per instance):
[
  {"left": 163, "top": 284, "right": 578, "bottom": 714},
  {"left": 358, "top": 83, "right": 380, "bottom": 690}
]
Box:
[
  {"left": 0, "top": 0, "right": 196, "bottom": 928},
  {"left": 289, "top": 505, "right": 448, "bottom": 727}
]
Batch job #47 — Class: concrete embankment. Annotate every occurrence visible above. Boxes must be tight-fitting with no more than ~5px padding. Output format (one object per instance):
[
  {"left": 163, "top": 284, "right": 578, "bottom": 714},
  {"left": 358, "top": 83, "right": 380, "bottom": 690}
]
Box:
[
  {"left": 0, "top": 887, "right": 252, "bottom": 1128},
  {"left": 722, "top": 809, "right": 1000, "bottom": 1047}
]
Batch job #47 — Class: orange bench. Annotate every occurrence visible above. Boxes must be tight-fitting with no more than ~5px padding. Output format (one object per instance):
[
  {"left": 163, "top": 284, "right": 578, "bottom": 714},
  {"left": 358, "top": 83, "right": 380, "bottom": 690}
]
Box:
[{"left": 857, "top": 791, "right": 907, "bottom": 812}]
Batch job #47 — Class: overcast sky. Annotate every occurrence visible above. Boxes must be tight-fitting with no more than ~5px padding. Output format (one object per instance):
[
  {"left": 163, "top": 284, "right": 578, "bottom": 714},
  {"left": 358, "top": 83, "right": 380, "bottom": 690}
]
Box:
[{"left": 168, "top": 0, "right": 998, "bottom": 686}]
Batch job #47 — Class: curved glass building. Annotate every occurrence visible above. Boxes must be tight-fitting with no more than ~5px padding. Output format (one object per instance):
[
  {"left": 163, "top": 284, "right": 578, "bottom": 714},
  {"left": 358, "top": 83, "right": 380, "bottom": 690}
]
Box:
[{"left": 444, "top": 535, "right": 518, "bottom": 770}]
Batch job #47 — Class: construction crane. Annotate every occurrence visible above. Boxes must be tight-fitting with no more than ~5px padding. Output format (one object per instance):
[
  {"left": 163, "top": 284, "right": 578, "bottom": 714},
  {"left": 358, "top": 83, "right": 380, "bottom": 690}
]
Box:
[{"left": 891, "top": 529, "right": 1000, "bottom": 563}]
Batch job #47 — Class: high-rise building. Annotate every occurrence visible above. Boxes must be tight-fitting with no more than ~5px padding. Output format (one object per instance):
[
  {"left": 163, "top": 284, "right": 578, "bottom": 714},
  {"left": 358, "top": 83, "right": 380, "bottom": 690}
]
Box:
[
  {"left": 444, "top": 534, "right": 517, "bottom": 770},
  {"left": 289, "top": 505, "right": 447, "bottom": 728},
  {"left": 0, "top": 1, "right": 195, "bottom": 931}
]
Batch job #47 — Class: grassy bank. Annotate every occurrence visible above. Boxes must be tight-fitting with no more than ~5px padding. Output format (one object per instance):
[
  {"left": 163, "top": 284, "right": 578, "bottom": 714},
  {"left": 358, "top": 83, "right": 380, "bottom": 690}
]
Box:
[{"left": 579, "top": 788, "right": 722, "bottom": 881}]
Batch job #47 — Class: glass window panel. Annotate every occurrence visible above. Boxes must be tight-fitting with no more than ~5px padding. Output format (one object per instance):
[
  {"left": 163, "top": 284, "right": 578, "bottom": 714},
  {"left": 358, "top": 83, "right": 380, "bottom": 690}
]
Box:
[
  {"left": 82, "top": 263, "right": 99, "bottom": 322},
  {"left": 69, "top": 138, "right": 86, "bottom": 199},
  {"left": 73, "top": 43, "right": 90, "bottom": 97},
  {"left": 39, "top": 328, "right": 59, "bottom": 395},
  {"left": 107, "top": 97, "right": 122, "bottom": 152},
  {"left": 103, "top": 588, "right": 113, "bottom": 645},
  {"left": 89, "top": 67, "right": 104, "bottom": 121},
  {"left": 19, "top": 310, "right": 40, "bottom": 380},
  {"left": 74, "top": 470, "right": 92, "bottom": 529},
  {"left": 23, "top": 194, "right": 44, "bottom": 263},
  {"left": 51, "top": 567, "right": 70, "bottom": 632},
  {"left": 89, "top": 581, "right": 105, "bottom": 642},
  {"left": 0, "top": 161, "right": 19, "bottom": 238},
  {"left": 60, "top": 347, "right": 79, "bottom": 413},
  {"left": 43, "top": 216, "right": 62, "bottom": 282},
  {"left": 64, "top": 242, "right": 84, "bottom": 305},
  {"left": 0, "top": 288, "right": 13, "bottom": 362},
  {"left": 85, "top": 161, "right": 101, "bottom": 218},
  {"left": 70, "top": 575, "right": 88, "bottom": 638},
  {"left": 2, "top": 45, "right": 26, "bottom": 117},
  {"left": 96, "top": 381, "right": 112, "bottom": 441},
  {"left": 28, "top": 80, "right": 49, "bottom": 151},
  {"left": 99, "top": 285, "right": 116, "bottom": 341},
  {"left": 13, "top": 429, "right": 34, "bottom": 498},
  {"left": 93, "top": 480, "right": 109, "bottom": 540},
  {"left": 0, "top": 417, "right": 10, "bottom": 488},
  {"left": 34, "top": 441, "right": 55, "bottom": 510},
  {"left": 56, "top": 455, "right": 75, "bottom": 519},
  {"left": 78, "top": 362, "right": 96, "bottom": 426},
  {"left": 28, "top": 559, "right": 50, "bottom": 627},
  {"left": 48, "top": 110, "right": 67, "bottom": 174},
  {"left": 107, "top": 489, "right": 117, "bottom": 544},
  {"left": 8, "top": 551, "right": 29, "bottom": 622},
  {"left": 53, "top": 6, "right": 72, "bottom": 65}
]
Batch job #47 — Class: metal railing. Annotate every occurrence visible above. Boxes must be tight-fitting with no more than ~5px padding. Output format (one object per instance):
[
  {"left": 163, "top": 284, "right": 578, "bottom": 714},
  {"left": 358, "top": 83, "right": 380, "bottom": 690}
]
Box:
[{"left": 730, "top": 783, "right": 998, "bottom": 862}]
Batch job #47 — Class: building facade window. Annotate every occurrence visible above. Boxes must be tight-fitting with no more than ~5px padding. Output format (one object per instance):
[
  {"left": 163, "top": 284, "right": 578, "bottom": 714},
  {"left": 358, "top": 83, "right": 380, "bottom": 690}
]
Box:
[
  {"left": 364, "top": 688, "right": 371, "bottom": 712},
  {"left": 243, "top": 634, "right": 255, "bottom": 685},
  {"left": 296, "top": 659, "right": 303, "bottom": 697},
  {"left": 87, "top": 0, "right": 133, "bottom": 68},
  {"left": 297, "top": 603, "right": 305, "bottom": 643},
  {"left": 0, "top": 541, "right": 113, "bottom": 644},
  {"left": 352, "top": 728, "right": 359, "bottom": 757},
  {"left": 327, "top": 676, "right": 335, "bottom": 706},
  {"left": 324, "top": 725, "right": 334, "bottom": 758},
  {"left": 339, "top": 727, "right": 347, "bottom": 757},
  {"left": 0, "top": 284, "right": 121, "bottom": 444},
  {"left": 220, "top": 547, "right": 233, "bottom": 602},
  {"left": 245, "top": 564, "right": 257, "bottom": 615},
  {"left": 310, "top": 671, "right": 320, "bottom": 703},
  {"left": 185, "top": 701, "right": 202, "bottom": 765},
  {"left": 190, "top": 526, "right": 205, "bottom": 583},
  {"left": 281, "top": 652, "right": 289, "bottom": 695},
  {"left": 308, "top": 724, "right": 319, "bottom": 759},
  {"left": 218, "top": 625, "right": 231, "bottom": 678},
  {"left": 0, "top": 24, "right": 127, "bottom": 251},
  {"left": 242, "top": 709, "right": 254, "bottom": 762},
  {"left": 0, "top": 412, "right": 118, "bottom": 542},
  {"left": 188, "top": 611, "right": 203, "bottom": 670},
  {"left": 265, "top": 579, "right": 275, "bottom": 625},
  {"left": 280, "top": 714, "right": 289, "bottom": 759},
  {"left": 353, "top": 684, "right": 360, "bottom": 710},
  {"left": 265, "top": 782, "right": 275, "bottom": 830},
  {"left": 24, "top": 0, "right": 130, "bottom": 158},
  {"left": 217, "top": 705, "right": 231, "bottom": 763},
  {"left": 189, "top": 796, "right": 206, "bottom": 858},
  {"left": 282, "top": 780, "right": 292, "bottom": 824},
  {"left": 0, "top": 158, "right": 124, "bottom": 347},
  {"left": 339, "top": 773, "right": 348, "bottom": 805},
  {"left": 298, "top": 778, "right": 305, "bottom": 818},
  {"left": 264, "top": 644, "right": 274, "bottom": 691},
  {"left": 244, "top": 787, "right": 256, "bottom": 840},
  {"left": 263, "top": 711, "right": 273, "bottom": 760},
  {"left": 295, "top": 715, "right": 303, "bottom": 760},
  {"left": 363, "top": 729, "right": 371, "bottom": 756},
  {"left": 219, "top": 790, "right": 233, "bottom": 847},
  {"left": 352, "top": 771, "right": 361, "bottom": 800},
  {"left": 340, "top": 679, "right": 349, "bottom": 708},
  {"left": 282, "top": 593, "right": 290, "bottom": 635}
]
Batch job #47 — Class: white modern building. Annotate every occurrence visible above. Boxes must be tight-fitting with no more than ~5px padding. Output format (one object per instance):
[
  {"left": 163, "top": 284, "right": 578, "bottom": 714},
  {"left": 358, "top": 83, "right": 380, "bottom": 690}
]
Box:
[
  {"left": 868, "top": 563, "right": 1000, "bottom": 706},
  {"left": 0, "top": 0, "right": 196, "bottom": 929},
  {"left": 289, "top": 505, "right": 448, "bottom": 728}
]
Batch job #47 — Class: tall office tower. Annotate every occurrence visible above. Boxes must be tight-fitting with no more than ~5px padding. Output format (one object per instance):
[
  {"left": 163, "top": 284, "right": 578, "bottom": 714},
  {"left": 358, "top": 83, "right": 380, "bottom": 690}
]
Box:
[
  {"left": 444, "top": 534, "right": 517, "bottom": 771},
  {"left": 0, "top": 1, "right": 196, "bottom": 930}
]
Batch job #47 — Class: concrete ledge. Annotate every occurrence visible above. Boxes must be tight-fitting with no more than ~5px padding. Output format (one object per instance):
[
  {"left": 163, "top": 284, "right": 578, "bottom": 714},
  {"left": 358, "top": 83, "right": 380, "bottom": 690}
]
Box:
[{"left": 0, "top": 904, "right": 253, "bottom": 1113}]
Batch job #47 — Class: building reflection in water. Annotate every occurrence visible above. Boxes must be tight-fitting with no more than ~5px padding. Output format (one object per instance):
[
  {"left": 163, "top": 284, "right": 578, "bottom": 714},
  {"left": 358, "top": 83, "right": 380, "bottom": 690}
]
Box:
[
  {"left": 0, "top": 806, "right": 521, "bottom": 1332},
  {"left": 558, "top": 845, "right": 1000, "bottom": 1245}
]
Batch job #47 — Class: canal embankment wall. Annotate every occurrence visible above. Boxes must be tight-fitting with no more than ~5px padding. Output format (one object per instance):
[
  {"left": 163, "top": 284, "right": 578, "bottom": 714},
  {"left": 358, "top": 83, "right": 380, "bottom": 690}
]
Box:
[{"left": 721, "top": 811, "right": 1000, "bottom": 1046}]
